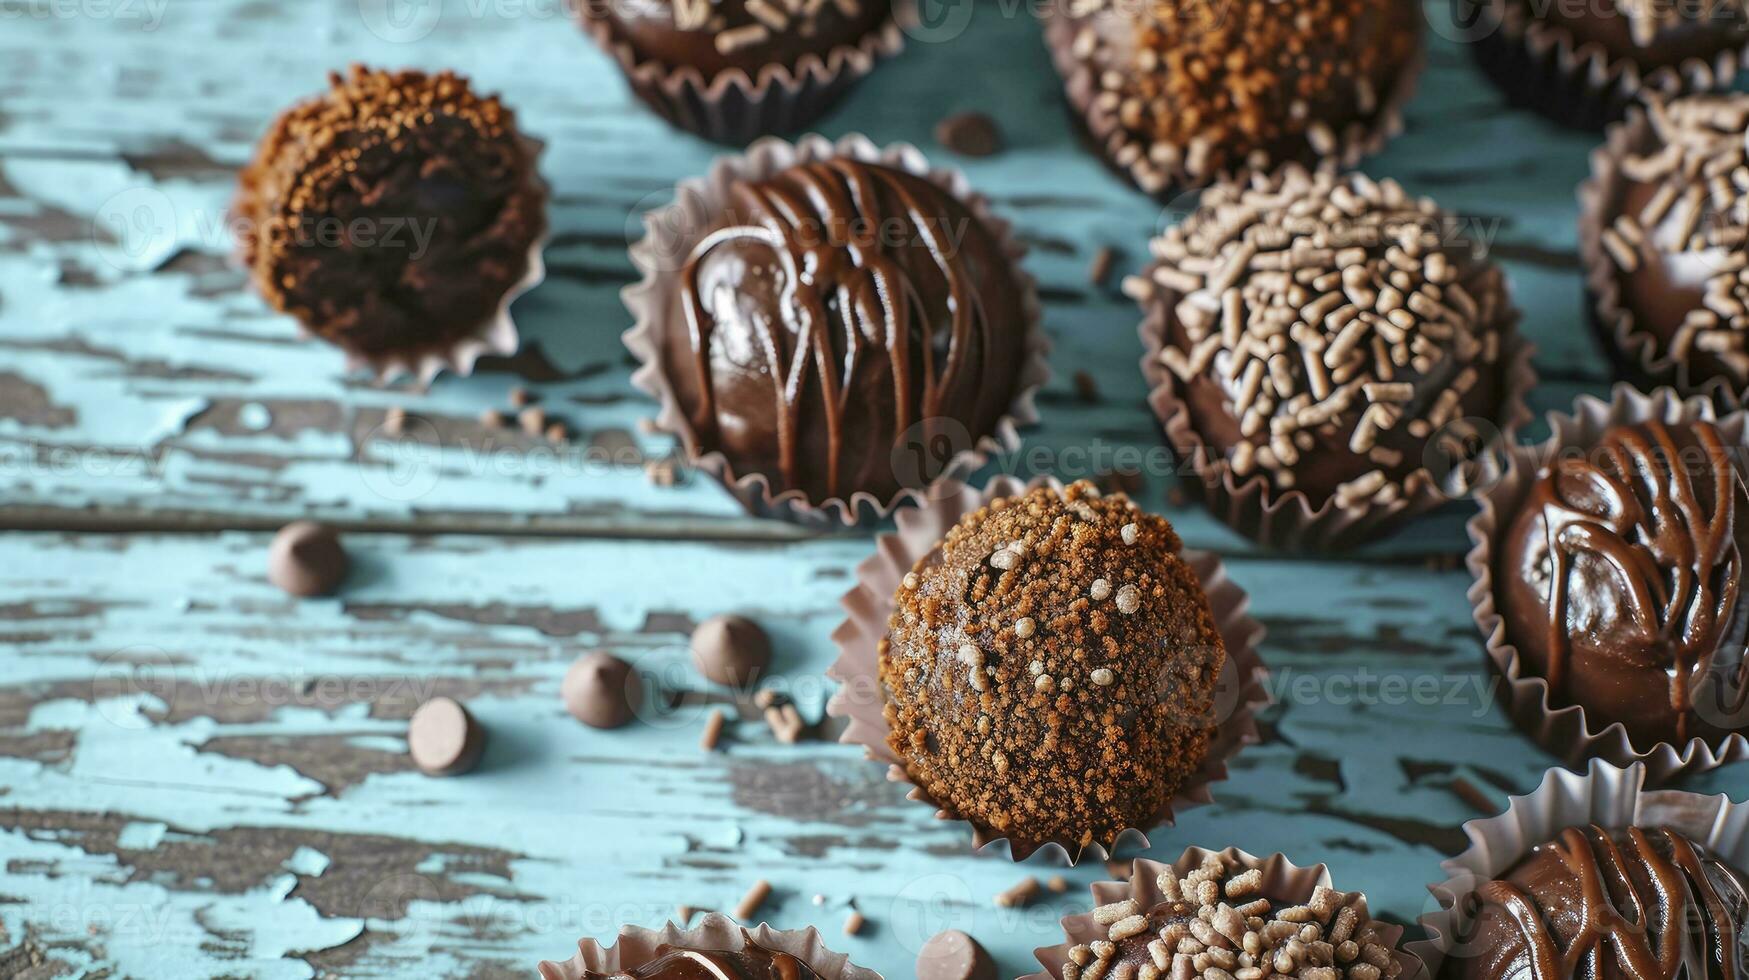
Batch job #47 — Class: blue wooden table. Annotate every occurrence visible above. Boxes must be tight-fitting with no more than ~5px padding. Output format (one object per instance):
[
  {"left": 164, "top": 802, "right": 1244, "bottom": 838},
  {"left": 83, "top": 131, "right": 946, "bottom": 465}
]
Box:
[{"left": 1, "top": 2, "right": 1744, "bottom": 977}]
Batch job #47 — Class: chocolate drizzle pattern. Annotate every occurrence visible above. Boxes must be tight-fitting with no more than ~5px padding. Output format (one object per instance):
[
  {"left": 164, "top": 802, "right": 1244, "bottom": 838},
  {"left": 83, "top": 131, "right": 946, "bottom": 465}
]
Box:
[
  {"left": 1518, "top": 420, "right": 1748, "bottom": 743},
  {"left": 1447, "top": 825, "right": 1749, "bottom": 980},
  {"left": 581, "top": 935, "right": 817, "bottom": 979},
  {"left": 671, "top": 158, "right": 1023, "bottom": 504}
]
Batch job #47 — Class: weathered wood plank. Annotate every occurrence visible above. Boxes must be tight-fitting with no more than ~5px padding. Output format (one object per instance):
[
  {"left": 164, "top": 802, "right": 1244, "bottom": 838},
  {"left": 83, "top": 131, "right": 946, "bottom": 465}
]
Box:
[
  {"left": 0, "top": 0, "right": 1607, "bottom": 552},
  {"left": 0, "top": 530, "right": 1738, "bottom": 978}
]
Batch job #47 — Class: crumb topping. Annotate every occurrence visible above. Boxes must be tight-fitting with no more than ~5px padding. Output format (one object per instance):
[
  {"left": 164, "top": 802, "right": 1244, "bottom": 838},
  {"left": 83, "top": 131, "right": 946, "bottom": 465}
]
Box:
[
  {"left": 1064, "top": 852, "right": 1403, "bottom": 980},
  {"left": 879, "top": 481, "right": 1226, "bottom": 850},
  {"left": 1059, "top": 0, "right": 1417, "bottom": 189}
]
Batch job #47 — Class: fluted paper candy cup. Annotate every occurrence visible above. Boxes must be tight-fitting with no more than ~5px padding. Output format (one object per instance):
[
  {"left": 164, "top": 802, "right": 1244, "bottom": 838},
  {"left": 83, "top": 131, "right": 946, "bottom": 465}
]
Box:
[
  {"left": 538, "top": 912, "right": 882, "bottom": 980},
  {"left": 1410, "top": 759, "right": 1749, "bottom": 977},
  {"left": 826, "top": 475, "right": 1270, "bottom": 864},
  {"left": 1465, "top": 385, "right": 1749, "bottom": 781},
  {"left": 622, "top": 133, "right": 1050, "bottom": 528},
  {"left": 1023, "top": 848, "right": 1425, "bottom": 980}
]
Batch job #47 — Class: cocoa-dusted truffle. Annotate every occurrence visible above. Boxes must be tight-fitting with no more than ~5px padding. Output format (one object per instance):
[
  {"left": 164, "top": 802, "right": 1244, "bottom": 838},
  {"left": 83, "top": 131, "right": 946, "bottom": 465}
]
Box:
[
  {"left": 878, "top": 481, "right": 1226, "bottom": 851},
  {"left": 1496, "top": 419, "right": 1749, "bottom": 748},
  {"left": 1044, "top": 0, "right": 1419, "bottom": 193},
  {"left": 657, "top": 157, "right": 1029, "bottom": 507},
  {"left": 236, "top": 65, "right": 545, "bottom": 358},
  {"left": 1136, "top": 167, "right": 1518, "bottom": 513},
  {"left": 1061, "top": 852, "right": 1403, "bottom": 980},
  {"left": 1438, "top": 825, "right": 1749, "bottom": 980},
  {"left": 1587, "top": 95, "right": 1749, "bottom": 399}
]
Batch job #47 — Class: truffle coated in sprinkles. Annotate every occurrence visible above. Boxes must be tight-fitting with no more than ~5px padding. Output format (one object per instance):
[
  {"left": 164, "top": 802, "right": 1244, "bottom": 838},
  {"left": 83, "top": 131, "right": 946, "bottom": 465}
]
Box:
[{"left": 877, "top": 480, "right": 1228, "bottom": 850}]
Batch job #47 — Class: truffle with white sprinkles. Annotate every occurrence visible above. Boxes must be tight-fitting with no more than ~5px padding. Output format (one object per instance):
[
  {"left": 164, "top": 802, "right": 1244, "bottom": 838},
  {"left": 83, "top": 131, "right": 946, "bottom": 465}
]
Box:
[
  {"left": 1043, "top": 0, "right": 1420, "bottom": 194},
  {"left": 1059, "top": 853, "right": 1402, "bottom": 980},
  {"left": 1587, "top": 93, "right": 1749, "bottom": 399},
  {"left": 878, "top": 481, "right": 1227, "bottom": 852},
  {"left": 1136, "top": 166, "right": 1518, "bottom": 511}
]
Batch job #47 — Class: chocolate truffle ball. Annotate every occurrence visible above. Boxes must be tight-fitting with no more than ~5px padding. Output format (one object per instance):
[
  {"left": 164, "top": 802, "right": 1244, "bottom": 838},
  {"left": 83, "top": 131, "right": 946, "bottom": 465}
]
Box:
[
  {"left": 658, "top": 157, "right": 1029, "bottom": 506},
  {"left": 1046, "top": 0, "right": 1420, "bottom": 193},
  {"left": 879, "top": 481, "right": 1226, "bottom": 851},
  {"left": 1497, "top": 419, "right": 1749, "bottom": 747},
  {"left": 1439, "top": 824, "right": 1749, "bottom": 980},
  {"left": 1062, "top": 852, "right": 1403, "bottom": 980},
  {"left": 577, "top": 930, "right": 822, "bottom": 979},
  {"left": 268, "top": 521, "right": 349, "bottom": 597},
  {"left": 1589, "top": 95, "right": 1749, "bottom": 399},
  {"left": 1139, "top": 167, "right": 1517, "bottom": 511},
  {"left": 691, "top": 614, "right": 772, "bottom": 688},
  {"left": 581, "top": 0, "right": 891, "bottom": 83},
  {"left": 563, "top": 652, "right": 644, "bottom": 730},
  {"left": 236, "top": 65, "right": 545, "bottom": 358}
]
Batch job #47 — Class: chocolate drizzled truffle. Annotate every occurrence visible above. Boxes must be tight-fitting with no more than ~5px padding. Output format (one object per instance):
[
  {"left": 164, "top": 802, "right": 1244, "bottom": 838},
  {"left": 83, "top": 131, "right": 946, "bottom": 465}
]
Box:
[
  {"left": 578, "top": 931, "right": 821, "bottom": 979},
  {"left": 655, "top": 157, "right": 1029, "bottom": 508},
  {"left": 1044, "top": 0, "right": 1420, "bottom": 193},
  {"left": 879, "top": 481, "right": 1226, "bottom": 851},
  {"left": 1135, "top": 167, "right": 1517, "bottom": 514},
  {"left": 1587, "top": 95, "right": 1749, "bottom": 400},
  {"left": 1438, "top": 824, "right": 1749, "bottom": 980},
  {"left": 236, "top": 65, "right": 545, "bottom": 360},
  {"left": 1060, "top": 852, "right": 1402, "bottom": 980},
  {"left": 1496, "top": 419, "right": 1749, "bottom": 747},
  {"left": 1463, "top": 0, "right": 1749, "bottom": 129}
]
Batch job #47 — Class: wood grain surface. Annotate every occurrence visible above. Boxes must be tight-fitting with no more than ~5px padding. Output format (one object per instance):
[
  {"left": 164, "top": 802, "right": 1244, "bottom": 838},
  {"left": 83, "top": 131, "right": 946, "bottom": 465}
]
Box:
[{"left": 0, "top": 0, "right": 1740, "bottom": 977}]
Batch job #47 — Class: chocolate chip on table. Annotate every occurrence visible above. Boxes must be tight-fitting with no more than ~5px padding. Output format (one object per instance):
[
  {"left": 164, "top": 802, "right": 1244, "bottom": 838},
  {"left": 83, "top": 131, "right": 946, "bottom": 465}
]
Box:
[
  {"left": 734, "top": 878, "right": 771, "bottom": 920},
  {"left": 935, "top": 111, "right": 1002, "bottom": 157},
  {"left": 407, "top": 696, "right": 486, "bottom": 776},
  {"left": 1088, "top": 245, "right": 1115, "bottom": 288},
  {"left": 690, "top": 614, "right": 772, "bottom": 688},
  {"left": 700, "top": 707, "right": 726, "bottom": 751},
  {"left": 842, "top": 909, "right": 865, "bottom": 936},
  {"left": 518, "top": 406, "right": 547, "bottom": 437},
  {"left": 994, "top": 876, "right": 1040, "bottom": 908},
  {"left": 917, "top": 930, "right": 997, "bottom": 980},
  {"left": 562, "top": 652, "right": 642, "bottom": 729},
  {"left": 268, "top": 521, "right": 349, "bottom": 597}
]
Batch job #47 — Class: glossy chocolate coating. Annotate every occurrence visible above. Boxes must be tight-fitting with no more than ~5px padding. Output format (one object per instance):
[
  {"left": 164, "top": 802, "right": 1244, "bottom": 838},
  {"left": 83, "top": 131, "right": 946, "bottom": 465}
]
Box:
[
  {"left": 1438, "top": 825, "right": 1749, "bottom": 980},
  {"left": 657, "top": 158, "right": 1026, "bottom": 505},
  {"left": 1609, "top": 177, "right": 1726, "bottom": 388},
  {"left": 1498, "top": 420, "right": 1749, "bottom": 745},
  {"left": 581, "top": 936, "right": 818, "bottom": 979},
  {"left": 583, "top": 0, "right": 891, "bottom": 78}
]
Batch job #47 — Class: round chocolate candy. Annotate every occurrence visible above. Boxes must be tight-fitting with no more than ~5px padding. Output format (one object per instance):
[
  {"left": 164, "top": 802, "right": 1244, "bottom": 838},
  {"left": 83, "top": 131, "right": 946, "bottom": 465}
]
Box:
[
  {"left": 268, "top": 521, "right": 349, "bottom": 597},
  {"left": 690, "top": 614, "right": 771, "bottom": 688},
  {"left": 562, "top": 652, "right": 643, "bottom": 730}
]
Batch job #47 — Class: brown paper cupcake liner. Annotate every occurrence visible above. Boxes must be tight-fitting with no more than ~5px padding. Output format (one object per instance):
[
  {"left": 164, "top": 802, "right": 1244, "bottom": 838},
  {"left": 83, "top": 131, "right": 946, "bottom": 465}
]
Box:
[
  {"left": 1579, "top": 104, "right": 1749, "bottom": 407},
  {"left": 1021, "top": 848, "right": 1426, "bottom": 980},
  {"left": 1462, "top": 0, "right": 1749, "bottom": 130},
  {"left": 824, "top": 474, "right": 1271, "bottom": 864},
  {"left": 622, "top": 133, "right": 1050, "bottom": 529},
  {"left": 1038, "top": 7, "right": 1423, "bottom": 197},
  {"left": 288, "top": 136, "right": 549, "bottom": 388},
  {"left": 1137, "top": 277, "right": 1537, "bottom": 554},
  {"left": 1410, "top": 759, "right": 1749, "bottom": 976},
  {"left": 538, "top": 912, "right": 882, "bottom": 980},
  {"left": 1465, "top": 384, "right": 1749, "bottom": 782},
  {"left": 578, "top": 2, "right": 907, "bottom": 145}
]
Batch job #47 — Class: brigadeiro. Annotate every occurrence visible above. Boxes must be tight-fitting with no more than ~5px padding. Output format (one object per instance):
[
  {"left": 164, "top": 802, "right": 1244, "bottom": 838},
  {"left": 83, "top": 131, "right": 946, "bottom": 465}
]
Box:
[
  {"left": 1025, "top": 849, "right": 1421, "bottom": 980},
  {"left": 1458, "top": 0, "right": 1749, "bottom": 130},
  {"left": 575, "top": 0, "right": 905, "bottom": 145},
  {"left": 1135, "top": 166, "right": 1535, "bottom": 552},
  {"left": 562, "top": 652, "right": 644, "bottom": 730},
  {"left": 828, "top": 476, "right": 1270, "bottom": 862},
  {"left": 624, "top": 135, "right": 1048, "bottom": 526},
  {"left": 1467, "top": 386, "right": 1749, "bottom": 780},
  {"left": 1415, "top": 761, "right": 1749, "bottom": 979},
  {"left": 236, "top": 65, "right": 548, "bottom": 383},
  {"left": 538, "top": 914, "right": 879, "bottom": 980},
  {"left": 1040, "top": 0, "right": 1421, "bottom": 195},
  {"left": 1582, "top": 94, "right": 1749, "bottom": 406}
]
